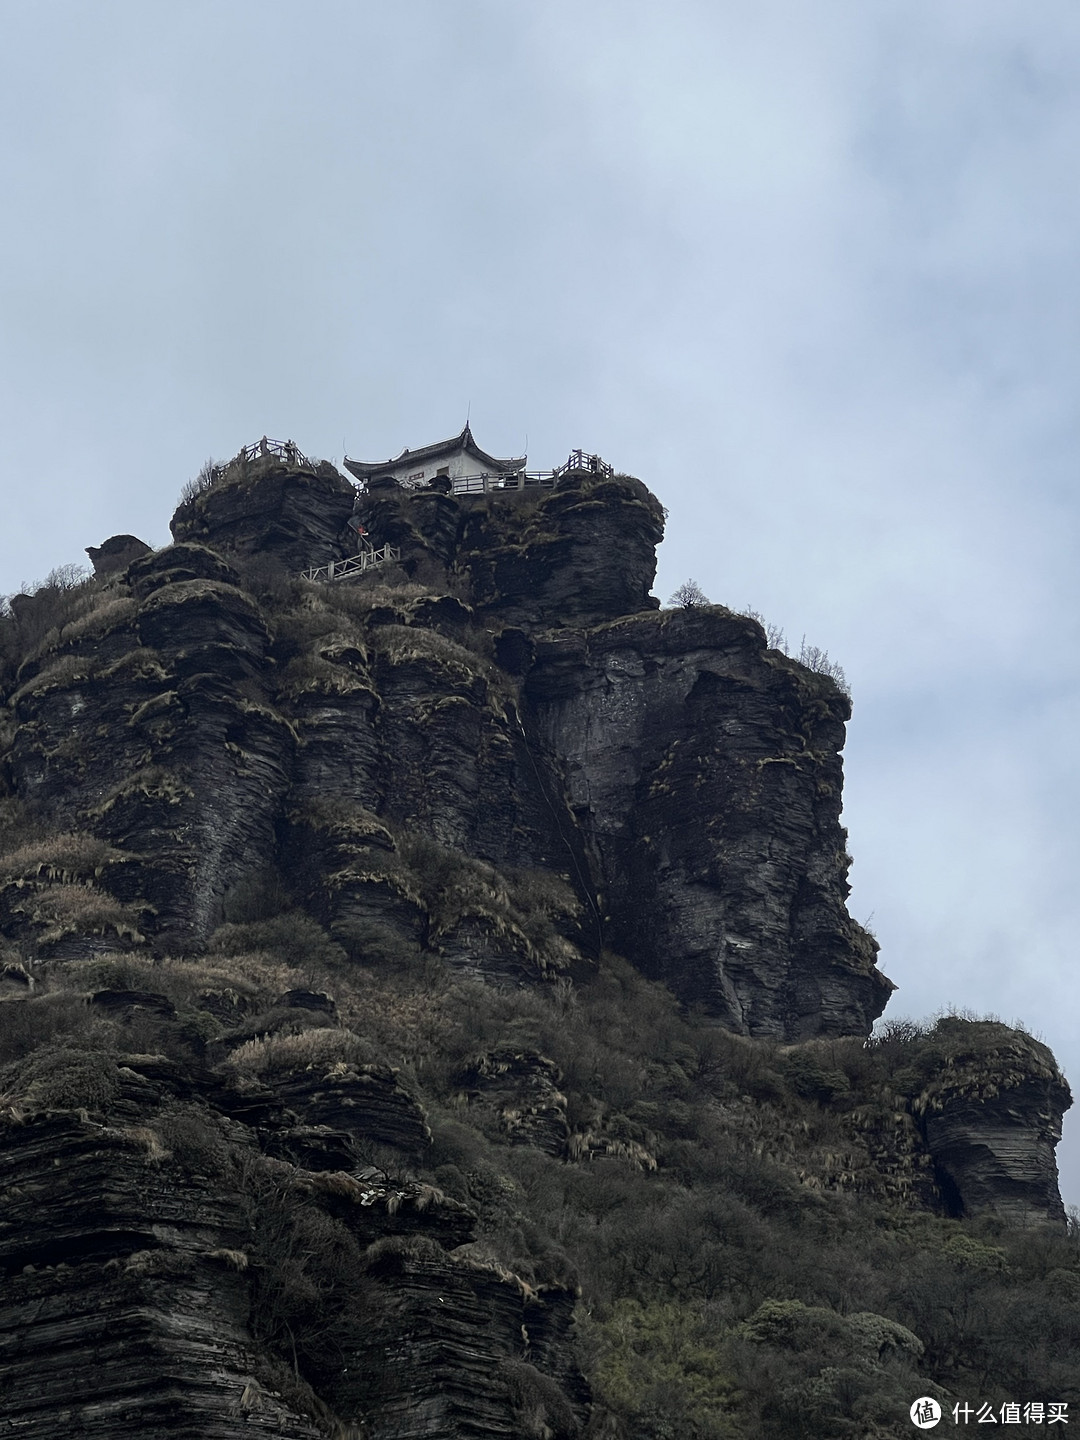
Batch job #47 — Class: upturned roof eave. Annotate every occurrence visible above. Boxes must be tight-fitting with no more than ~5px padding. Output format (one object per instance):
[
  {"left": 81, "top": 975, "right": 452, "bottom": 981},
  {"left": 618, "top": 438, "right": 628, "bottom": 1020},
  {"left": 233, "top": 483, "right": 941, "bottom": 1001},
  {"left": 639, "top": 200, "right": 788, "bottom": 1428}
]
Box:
[{"left": 344, "top": 425, "right": 526, "bottom": 480}]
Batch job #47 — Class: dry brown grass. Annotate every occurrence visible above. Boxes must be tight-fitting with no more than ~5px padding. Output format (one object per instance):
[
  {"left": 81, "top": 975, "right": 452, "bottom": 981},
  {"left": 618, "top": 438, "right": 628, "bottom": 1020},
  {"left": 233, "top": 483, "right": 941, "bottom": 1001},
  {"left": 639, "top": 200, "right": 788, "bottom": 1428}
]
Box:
[
  {"left": 102, "top": 1123, "right": 170, "bottom": 1162},
  {"left": 280, "top": 652, "right": 376, "bottom": 701},
  {"left": 0, "top": 832, "right": 123, "bottom": 883},
  {"left": 396, "top": 836, "right": 581, "bottom": 975},
  {"left": 276, "top": 614, "right": 375, "bottom": 700},
  {"left": 224, "top": 1026, "right": 375, "bottom": 1080},
  {"left": 6, "top": 1046, "right": 120, "bottom": 1112},
  {"left": 296, "top": 797, "right": 395, "bottom": 851},
  {"left": 369, "top": 623, "right": 494, "bottom": 682},
  {"left": 331, "top": 969, "right": 479, "bottom": 1081},
  {"left": 140, "top": 577, "right": 261, "bottom": 617},
  {"left": 58, "top": 953, "right": 158, "bottom": 990},
  {"left": 57, "top": 593, "right": 138, "bottom": 647},
  {"left": 15, "top": 883, "right": 145, "bottom": 945},
  {"left": 160, "top": 952, "right": 300, "bottom": 1004},
  {"left": 9, "top": 653, "right": 91, "bottom": 706},
  {"left": 95, "top": 648, "right": 169, "bottom": 684},
  {"left": 87, "top": 765, "right": 194, "bottom": 819},
  {"left": 273, "top": 599, "right": 343, "bottom": 651},
  {"left": 206, "top": 1247, "right": 250, "bottom": 1271},
  {"left": 209, "top": 910, "right": 346, "bottom": 976},
  {"left": 55, "top": 950, "right": 300, "bottom": 1021},
  {"left": 321, "top": 580, "right": 434, "bottom": 620}
]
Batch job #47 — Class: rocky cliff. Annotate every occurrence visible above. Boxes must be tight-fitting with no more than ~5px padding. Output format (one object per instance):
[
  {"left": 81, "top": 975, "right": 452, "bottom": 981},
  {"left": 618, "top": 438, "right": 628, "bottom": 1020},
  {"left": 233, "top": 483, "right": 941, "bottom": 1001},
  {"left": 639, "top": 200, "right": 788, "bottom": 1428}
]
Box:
[{"left": 0, "top": 444, "right": 1073, "bottom": 1439}]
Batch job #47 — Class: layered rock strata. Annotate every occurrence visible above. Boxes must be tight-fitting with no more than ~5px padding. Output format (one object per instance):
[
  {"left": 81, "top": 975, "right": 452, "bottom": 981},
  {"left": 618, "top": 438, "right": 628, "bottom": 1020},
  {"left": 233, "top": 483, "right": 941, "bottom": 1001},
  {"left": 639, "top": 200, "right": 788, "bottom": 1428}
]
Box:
[
  {"left": 349, "top": 467, "right": 891, "bottom": 1035},
  {"left": 3, "top": 456, "right": 890, "bottom": 1034},
  {"left": 0, "top": 444, "right": 1072, "bottom": 1438},
  {"left": 906, "top": 1019, "right": 1072, "bottom": 1225},
  {"left": 526, "top": 612, "right": 890, "bottom": 1037},
  {"left": 0, "top": 1034, "right": 559, "bottom": 1438}
]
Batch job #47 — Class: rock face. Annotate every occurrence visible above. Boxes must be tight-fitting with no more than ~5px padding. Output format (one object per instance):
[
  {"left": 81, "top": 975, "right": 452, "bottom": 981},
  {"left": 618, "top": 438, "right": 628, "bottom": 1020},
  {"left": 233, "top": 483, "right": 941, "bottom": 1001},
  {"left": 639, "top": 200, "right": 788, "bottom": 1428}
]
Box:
[
  {"left": 351, "top": 471, "right": 890, "bottom": 1035},
  {"left": 351, "top": 470, "right": 664, "bottom": 629},
  {"left": 3, "top": 459, "right": 889, "bottom": 1032},
  {"left": 462, "top": 1048, "right": 570, "bottom": 1157},
  {"left": 0, "top": 1048, "right": 547, "bottom": 1439},
  {"left": 172, "top": 452, "right": 356, "bottom": 573},
  {"left": 85, "top": 534, "right": 152, "bottom": 576},
  {"left": 5, "top": 539, "right": 292, "bottom": 945},
  {"left": 0, "top": 445, "right": 1072, "bottom": 1437},
  {"left": 907, "top": 1019, "right": 1072, "bottom": 1225},
  {"left": 526, "top": 611, "right": 891, "bottom": 1038}
]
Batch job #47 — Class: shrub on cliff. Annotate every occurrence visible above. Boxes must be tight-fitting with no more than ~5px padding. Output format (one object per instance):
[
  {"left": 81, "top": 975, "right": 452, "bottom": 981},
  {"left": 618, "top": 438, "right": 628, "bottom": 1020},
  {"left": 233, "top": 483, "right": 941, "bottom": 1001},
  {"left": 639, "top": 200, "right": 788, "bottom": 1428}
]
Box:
[
  {"left": 501, "top": 1359, "right": 578, "bottom": 1439},
  {"left": 0, "top": 991, "right": 96, "bottom": 1065},
  {"left": 0, "top": 564, "right": 95, "bottom": 683},
  {"left": 244, "top": 1165, "right": 383, "bottom": 1380},
  {"left": 797, "top": 638, "right": 850, "bottom": 697},
  {"left": 226, "top": 1027, "right": 377, "bottom": 1081},
  {"left": 178, "top": 457, "right": 218, "bottom": 507},
  {"left": 585, "top": 1297, "right": 738, "bottom": 1437}
]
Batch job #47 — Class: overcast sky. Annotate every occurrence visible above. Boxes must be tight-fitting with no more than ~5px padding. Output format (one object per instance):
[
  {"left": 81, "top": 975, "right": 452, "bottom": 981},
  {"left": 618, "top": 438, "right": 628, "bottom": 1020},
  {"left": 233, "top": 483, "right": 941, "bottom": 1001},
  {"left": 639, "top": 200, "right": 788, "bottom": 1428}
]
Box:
[{"left": 2, "top": 0, "right": 1079, "bottom": 1205}]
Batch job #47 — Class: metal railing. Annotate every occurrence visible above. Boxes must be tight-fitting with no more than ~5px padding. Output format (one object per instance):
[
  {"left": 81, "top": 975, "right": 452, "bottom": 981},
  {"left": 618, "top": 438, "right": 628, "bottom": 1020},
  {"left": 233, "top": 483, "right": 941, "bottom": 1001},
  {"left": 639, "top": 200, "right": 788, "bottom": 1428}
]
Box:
[
  {"left": 214, "top": 438, "right": 317, "bottom": 483},
  {"left": 301, "top": 544, "right": 401, "bottom": 583},
  {"left": 449, "top": 451, "right": 613, "bottom": 496},
  {"left": 451, "top": 472, "right": 555, "bottom": 494},
  {"left": 553, "top": 449, "right": 614, "bottom": 479}
]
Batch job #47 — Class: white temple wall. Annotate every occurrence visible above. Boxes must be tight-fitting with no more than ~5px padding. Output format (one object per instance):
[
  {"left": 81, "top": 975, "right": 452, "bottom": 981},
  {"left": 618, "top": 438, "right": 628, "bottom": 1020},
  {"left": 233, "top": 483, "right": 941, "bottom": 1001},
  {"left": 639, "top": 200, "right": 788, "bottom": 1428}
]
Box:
[{"left": 382, "top": 448, "right": 521, "bottom": 487}]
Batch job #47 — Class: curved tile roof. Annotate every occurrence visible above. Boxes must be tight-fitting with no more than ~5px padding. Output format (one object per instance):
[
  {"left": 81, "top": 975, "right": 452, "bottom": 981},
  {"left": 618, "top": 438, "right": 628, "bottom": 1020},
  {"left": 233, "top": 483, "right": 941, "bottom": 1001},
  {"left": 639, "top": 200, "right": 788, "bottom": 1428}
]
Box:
[{"left": 344, "top": 424, "right": 526, "bottom": 480}]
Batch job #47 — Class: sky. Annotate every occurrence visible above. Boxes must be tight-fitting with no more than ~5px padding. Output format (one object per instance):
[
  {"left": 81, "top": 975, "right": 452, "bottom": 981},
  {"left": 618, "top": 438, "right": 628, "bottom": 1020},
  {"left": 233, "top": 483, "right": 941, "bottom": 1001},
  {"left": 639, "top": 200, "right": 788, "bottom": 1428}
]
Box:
[{"left": 1, "top": 0, "right": 1078, "bottom": 1205}]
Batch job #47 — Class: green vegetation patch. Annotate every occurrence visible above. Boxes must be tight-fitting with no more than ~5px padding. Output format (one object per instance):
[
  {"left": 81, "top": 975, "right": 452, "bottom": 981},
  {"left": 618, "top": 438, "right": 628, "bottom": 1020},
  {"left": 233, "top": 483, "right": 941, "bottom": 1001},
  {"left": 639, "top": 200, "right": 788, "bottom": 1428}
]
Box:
[
  {"left": 397, "top": 834, "right": 583, "bottom": 975},
  {"left": 587, "top": 1297, "right": 740, "bottom": 1439},
  {"left": 875, "top": 1015, "right": 1072, "bottom": 1116}
]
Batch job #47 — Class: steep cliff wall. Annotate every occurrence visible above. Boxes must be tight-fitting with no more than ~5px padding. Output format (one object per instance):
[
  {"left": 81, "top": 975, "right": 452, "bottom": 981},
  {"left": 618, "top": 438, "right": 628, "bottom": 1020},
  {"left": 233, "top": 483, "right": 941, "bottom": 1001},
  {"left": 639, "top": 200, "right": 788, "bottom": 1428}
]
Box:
[
  {"left": 357, "top": 471, "right": 891, "bottom": 1037},
  {"left": 526, "top": 613, "right": 889, "bottom": 1038},
  {"left": 0, "top": 449, "right": 1073, "bottom": 1439},
  {"left": 2, "top": 461, "right": 890, "bottom": 1038}
]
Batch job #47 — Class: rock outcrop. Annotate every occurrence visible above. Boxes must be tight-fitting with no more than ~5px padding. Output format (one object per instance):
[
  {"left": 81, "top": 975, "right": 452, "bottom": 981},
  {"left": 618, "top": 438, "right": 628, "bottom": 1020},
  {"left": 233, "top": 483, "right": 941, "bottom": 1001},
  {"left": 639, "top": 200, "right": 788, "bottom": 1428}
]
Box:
[
  {"left": 97, "top": 455, "right": 884, "bottom": 1035},
  {"left": 85, "top": 534, "right": 152, "bottom": 576},
  {"left": 33, "top": 485, "right": 878, "bottom": 1028},
  {"left": 905, "top": 1019, "right": 1072, "bottom": 1225},
  {"left": 0, "top": 442, "right": 1073, "bottom": 1438},
  {"left": 351, "top": 470, "right": 890, "bottom": 1035},
  {"left": 526, "top": 611, "right": 890, "bottom": 1037},
  {"left": 462, "top": 1048, "right": 570, "bottom": 1157},
  {"left": 0, "top": 1047, "right": 543, "bottom": 1439},
  {"left": 171, "top": 452, "right": 356, "bottom": 573}
]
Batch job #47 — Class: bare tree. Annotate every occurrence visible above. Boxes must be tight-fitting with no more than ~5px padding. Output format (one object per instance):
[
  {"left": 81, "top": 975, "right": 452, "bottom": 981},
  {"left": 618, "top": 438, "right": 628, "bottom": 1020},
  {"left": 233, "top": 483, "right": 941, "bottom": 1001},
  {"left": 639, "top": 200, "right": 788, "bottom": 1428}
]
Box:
[
  {"left": 669, "top": 579, "right": 710, "bottom": 608},
  {"left": 178, "top": 457, "right": 219, "bottom": 506},
  {"left": 37, "top": 563, "right": 89, "bottom": 592},
  {"left": 742, "top": 606, "right": 787, "bottom": 652},
  {"left": 797, "top": 637, "right": 850, "bottom": 697}
]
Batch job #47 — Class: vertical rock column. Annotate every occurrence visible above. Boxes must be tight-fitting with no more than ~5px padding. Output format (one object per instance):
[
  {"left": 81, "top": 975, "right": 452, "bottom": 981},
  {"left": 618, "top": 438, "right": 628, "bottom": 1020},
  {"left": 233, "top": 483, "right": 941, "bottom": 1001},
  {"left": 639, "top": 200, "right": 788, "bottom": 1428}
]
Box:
[{"left": 528, "top": 608, "right": 893, "bottom": 1039}]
